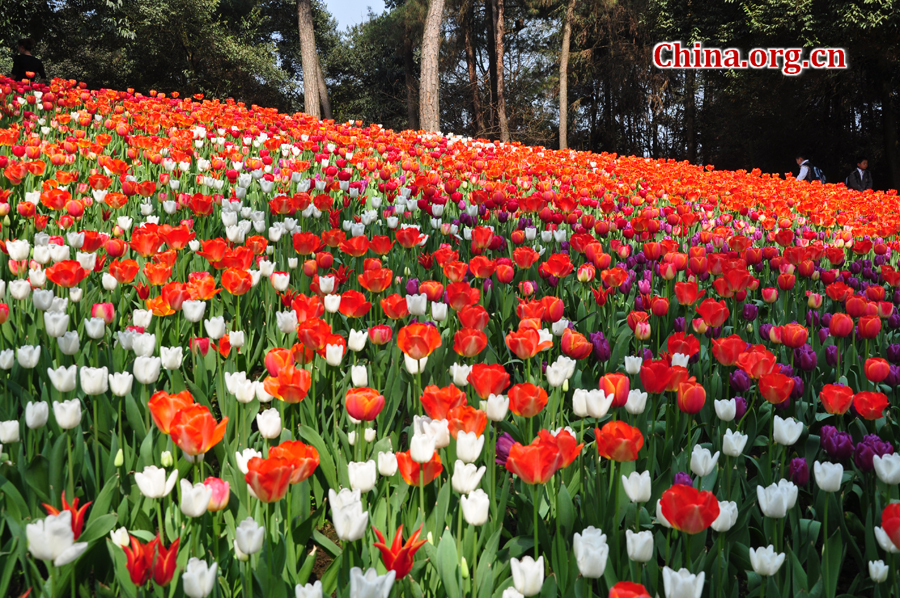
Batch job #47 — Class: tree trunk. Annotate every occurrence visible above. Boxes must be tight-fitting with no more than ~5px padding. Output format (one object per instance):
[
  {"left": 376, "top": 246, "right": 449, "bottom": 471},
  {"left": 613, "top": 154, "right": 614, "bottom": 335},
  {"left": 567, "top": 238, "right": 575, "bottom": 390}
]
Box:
[
  {"left": 558, "top": 0, "right": 576, "bottom": 149},
  {"left": 485, "top": 0, "right": 497, "bottom": 130},
  {"left": 404, "top": 34, "right": 419, "bottom": 130},
  {"left": 297, "top": 0, "right": 320, "bottom": 119},
  {"left": 880, "top": 58, "right": 900, "bottom": 190},
  {"left": 685, "top": 70, "right": 696, "bottom": 163},
  {"left": 463, "top": 1, "right": 485, "bottom": 137},
  {"left": 492, "top": 0, "right": 509, "bottom": 142},
  {"left": 419, "top": 0, "right": 445, "bottom": 132},
  {"left": 316, "top": 54, "right": 331, "bottom": 119}
]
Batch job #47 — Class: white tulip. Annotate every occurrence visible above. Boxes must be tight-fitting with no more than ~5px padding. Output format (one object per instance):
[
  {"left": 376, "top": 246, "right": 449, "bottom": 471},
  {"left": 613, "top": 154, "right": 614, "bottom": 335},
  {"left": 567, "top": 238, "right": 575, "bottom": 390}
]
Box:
[
  {"left": 182, "top": 558, "right": 217, "bottom": 598},
  {"left": 722, "top": 429, "right": 748, "bottom": 457},
  {"left": 256, "top": 409, "right": 282, "bottom": 439},
  {"left": 135, "top": 465, "right": 178, "bottom": 498},
  {"left": 749, "top": 545, "right": 785, "bottom": 577},
  {"left": 47, "top": 365, "right": 77, "bottom": 392},
  {"left": 814, "top": 461, "right": 843, "bottom": 492},
  {"left": 662, "top": 567, "right": 705, "bottom": 598},
  {"left": 348, "top": 460, "right": 377, "bottom": 493},
  {"left": 26, "top": 511, "right": 88, "bottom": 566},
  {"left": 180, "top": 479, "right": 213, "bottom": 518},
  {"left": 621, "top": 471, "right": 652, "bottom": 503},
  {"left": 773, "top": 416, "right": 803, "bottom": 446},
  {"left": 451, "top": 460, "right": 486, "bottom": 494},
  {"left": 689, "top": 445, "right": 720, "bottom": 477},
  {"left": 510, "top": 556, "right": 544, "bottom": 597},
  {"left": 626, "top": 529, "right": 654, "bottom": 562},
  {"left": 461, "top": 489, "right": 490, "bottom": 526},
  {"left": 53, "top": 399, "right": 82, "bottom": 429},
  {"left": 456, "top": 431, "right": 485, "bottom": 464},
  {"left": 573, "top": 526, "right": 609, "bottom": 578},
  {"left": 378, "top": 452, "right": 398, "bottom": 477},
  {"left": 26, "top": 401, "right": 49, "bottom": 429}
]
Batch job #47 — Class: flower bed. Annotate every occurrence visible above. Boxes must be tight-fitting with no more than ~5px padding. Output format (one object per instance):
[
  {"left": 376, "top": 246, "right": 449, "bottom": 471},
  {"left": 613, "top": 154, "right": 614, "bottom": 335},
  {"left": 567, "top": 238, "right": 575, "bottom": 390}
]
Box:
[{"left": 1, "top": 77, "right": 900, "bottom": 598}]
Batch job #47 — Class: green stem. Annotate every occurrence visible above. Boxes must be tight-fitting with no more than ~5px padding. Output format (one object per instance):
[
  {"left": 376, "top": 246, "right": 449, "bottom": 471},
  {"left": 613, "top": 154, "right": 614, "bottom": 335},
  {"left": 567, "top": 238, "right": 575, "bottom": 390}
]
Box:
[{"left": 533, "top": 483, "right": 540, "bottom": 559}]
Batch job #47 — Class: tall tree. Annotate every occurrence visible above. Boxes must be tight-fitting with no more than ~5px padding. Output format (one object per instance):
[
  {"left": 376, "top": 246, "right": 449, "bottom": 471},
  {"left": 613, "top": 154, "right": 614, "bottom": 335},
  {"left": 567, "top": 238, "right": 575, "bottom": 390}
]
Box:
[
  {"left": 558, "top": 0, "right": 576, "bottom": 149},
  {"left": 297, "top": 0, "right": 321, "bottom": 118},
  {"left": 491, "top": 0, "right": 509, "bottom": 141},
  {"left": 420, "top": 0, "right": 445, "bottom": 131},
  {"left": 461, "top": 0, "right": 485, "bottom": 136}
]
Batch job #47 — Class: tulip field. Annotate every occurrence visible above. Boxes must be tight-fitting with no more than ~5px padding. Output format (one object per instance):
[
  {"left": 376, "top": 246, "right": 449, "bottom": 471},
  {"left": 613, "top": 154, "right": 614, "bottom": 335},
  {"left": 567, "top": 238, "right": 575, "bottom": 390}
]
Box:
[{"left": 4, "top": 77, "right": 900, "bottom": 598}]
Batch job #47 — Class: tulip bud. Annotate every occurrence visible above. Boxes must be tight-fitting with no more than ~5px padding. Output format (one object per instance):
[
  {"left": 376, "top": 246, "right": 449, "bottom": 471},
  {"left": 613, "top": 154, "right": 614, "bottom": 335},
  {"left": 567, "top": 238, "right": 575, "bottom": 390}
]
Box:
[{"left": 115, "top": 448, "right": 125, "bottom": 467}]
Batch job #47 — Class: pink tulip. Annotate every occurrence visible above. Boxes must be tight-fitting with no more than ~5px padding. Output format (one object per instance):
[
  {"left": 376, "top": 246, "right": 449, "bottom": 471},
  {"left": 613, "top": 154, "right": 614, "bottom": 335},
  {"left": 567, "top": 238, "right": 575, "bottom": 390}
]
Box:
[{"left": 203, "top": 477, "right": 230, "bottom": 512}]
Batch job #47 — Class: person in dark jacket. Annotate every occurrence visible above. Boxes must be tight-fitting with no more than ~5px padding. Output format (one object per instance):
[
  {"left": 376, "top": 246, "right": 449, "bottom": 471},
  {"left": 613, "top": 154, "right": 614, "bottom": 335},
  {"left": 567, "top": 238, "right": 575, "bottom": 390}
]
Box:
[
  {"left": 846, "top": 156, "right": 874, "bottom": 192},
  {"left": 11, "top": 38, "right": 45, "bottom": 83}
]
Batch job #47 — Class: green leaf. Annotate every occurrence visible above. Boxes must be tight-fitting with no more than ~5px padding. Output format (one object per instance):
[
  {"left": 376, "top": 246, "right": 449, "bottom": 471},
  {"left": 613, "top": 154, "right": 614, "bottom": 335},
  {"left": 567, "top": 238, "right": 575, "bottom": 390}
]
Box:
[
  {"left": 436, "top": 528, "right": 461, "bottom": 598},
  {"left": 298, "top": 424, "right": 338, "bottom": 490},
  {"left": 80, "top": 513, "right": 118, "bottom": 544}
]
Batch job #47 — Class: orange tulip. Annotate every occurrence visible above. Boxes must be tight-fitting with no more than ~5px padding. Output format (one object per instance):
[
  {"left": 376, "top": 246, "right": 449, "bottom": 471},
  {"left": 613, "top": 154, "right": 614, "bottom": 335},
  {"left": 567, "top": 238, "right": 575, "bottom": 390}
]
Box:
[
  {"left": 148, "top": 390, "right": 195, "bottom": 434},
  {"left": 345, "top": 388, "right": 386, "bottom": 421},
  {"left": 505, "top": 327, "right": 550, "bottom": 360},
  {"left": 599, "top": 373, "right": 630, "bottom": 408},
  {"left": 397, "top": 323, "right": 442, "bottom": 360},
  {"left": 447, "top": 405, "right": 487, "bottom": 438},
  {"left": 446, "top": 282, "right": 481, "bottom": 311},
  {"left": 358, "top": 268, "right": 392, "bottom": 293},
  {"left": 453, "top": 328, "right": 487, "bottom": 357},
  {"left": 560, "top": 329, "right": 592, "bottom": 359},
  {"left": 781, "top": 323, "right": 808, "bottom": 349},
  {"left": 536, "top": 429, "right": 583, "bottom": 468},
  {"left": 397, "top": 450, "right": 443, "bottom": 486},
  {"left": 244, "top": 457, "right": 295, "bottom": 503},
  {"left": 221, "top": 268, "right": 253, "bottom": 295},
  {"left": 736, "top": 345, "right": 778, "bottom": 379},
  {"left": 268, "top": 440, "right": 320, "bottom": 484},
  {"left": 508, "top": 383, "right": 549, "bottom": 418},
  {"left": 676, "top": 381, "right": 706, "bottom": 413},
  {"left": 264, "top": 364, "right": 312, "bottom": 403},
  {"left": 695, "top": 298, "right": 729, "bottom": 328},
  {"left": 169, "top": 404, "right": 228, "bottom": 456},
  {"left": 595, "top": 421, "right": 643, "bottom": 462},
  {"left": 420, "top": 385, "right": 467, "bottom": 420}
]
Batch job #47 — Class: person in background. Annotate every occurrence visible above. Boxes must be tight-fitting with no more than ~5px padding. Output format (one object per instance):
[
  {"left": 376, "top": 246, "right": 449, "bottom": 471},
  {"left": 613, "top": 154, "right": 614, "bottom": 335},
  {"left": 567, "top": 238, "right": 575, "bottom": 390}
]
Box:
[
  {"left": 11, "top": 38, "right": 46, "bottom": 83},
  {"left": 845, "top": 156, "right": 873, "bottom": 191},
  {"left": 795, "top": 153, "right": 813, "bottom": 182}
]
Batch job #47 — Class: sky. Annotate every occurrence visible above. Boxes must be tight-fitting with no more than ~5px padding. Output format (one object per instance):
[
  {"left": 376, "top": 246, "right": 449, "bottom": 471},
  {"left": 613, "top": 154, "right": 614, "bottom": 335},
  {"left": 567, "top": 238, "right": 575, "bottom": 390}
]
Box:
[{"left": 323, "top": 0, "right": 386, "bottom": 30}]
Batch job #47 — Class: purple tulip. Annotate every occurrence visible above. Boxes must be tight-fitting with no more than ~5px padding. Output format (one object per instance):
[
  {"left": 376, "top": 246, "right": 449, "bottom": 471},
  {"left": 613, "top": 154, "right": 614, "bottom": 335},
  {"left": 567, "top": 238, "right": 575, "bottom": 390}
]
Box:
[
  {"left": 590, "top": 332, "right": 611, "bottom": 362},
  {"left": 734, "top": 396, "right": 748, "bottom": 421},
  {"left": 495, "top": 432, "right": 515, "bottom": 466},
  {"left": 821, "top": 426, "right": 854, "bottom": 461},
  {"left": 825, "top": 345, "right": 840, "bottom": 367},
  {"left": 673, "top": 472, "right": 693, "bottom": 487},
  {"left": 789, "top": 458, "right": 809, "bottom": 486},
  {"left": 794, "top": 345, "right": 817, "bottom": 372},
  {"left": 854, "top": 435, "right": 894, "bottom": 472},
  {"left": 730, "top": 370, "right": 751, "bottom": 393},
  {"left": 742, "top": 304, "right": 758, "bottom": 322}
]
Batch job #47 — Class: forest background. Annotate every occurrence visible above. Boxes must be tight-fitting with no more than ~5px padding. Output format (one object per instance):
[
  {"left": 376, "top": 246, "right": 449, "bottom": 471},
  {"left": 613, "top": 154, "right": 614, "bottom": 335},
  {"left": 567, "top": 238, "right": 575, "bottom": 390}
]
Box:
[{"left": 4, "top": 0, "right": 898, "bottom": 191}]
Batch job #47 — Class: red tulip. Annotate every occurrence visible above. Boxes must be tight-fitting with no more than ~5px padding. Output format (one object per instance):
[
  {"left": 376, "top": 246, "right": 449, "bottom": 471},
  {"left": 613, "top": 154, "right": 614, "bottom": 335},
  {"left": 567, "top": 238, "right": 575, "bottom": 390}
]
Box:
[
  {"left": 122, "top": 535, "right": 153, "bottom": 586},
  {"left": 372, "top": 525, "right": 427, "bottom": 580},
  {"left": 560, "top": 328, "right": 592, "bottom": 359},
  {"left": 609, "top": 581, "right": 652, "bottom": 598},
  {"left": 504, "top": 441, "right": 562, "bottom": 484},
  {"left": 865, "top": 358, "right": 891, "bottom": 383},
  {"left": 46, "top": 260, "right": 89, "bottom": 288},
  {"left": 42, "top": 491, "right": 91, "bottom": 540},
  {"left": 829, "top": 313, "right": 854, "bottom": 337},
  {"left": 820, "top": 384, "right": 854, "bottom": 415},
  {"left": 151, "top": 536, "right": 180, "bottom": 586},
  {"left": 882, "top": 503, "right": 900, "bottom": 551},
  {"left": 659, "top": 484, "right": 720, "bottom": 534},
  {"left": 758, "top": 373, "right": 794, "bottom": 405},
  {"left": 781, "top": 323, "right": 808, "bottom": 349},
  {"left": 854, "top": 391, "right": 889, "bottom": 420},
  {"left": 536, "top": 429, "right": 583, "bottom": 468},
  {"left": 148, "top": 390, "right": 195, "bottom": 434},
  {"left": 711, "top": 334, "right": 747, "bottom": 366},
  {"left": 858, "top": 315, "right": 882, "bottom": 339},
  {"left": 506, "top": 327, "right": 549, "bottom": 360},
  {"left": 736, "top": 345, "right": 777, "bottom": 379},
  {"left": 468, "top": 363, "right": 511, "bottom": 399},
  {"left": 695, "top": 298, "right": 729, "bottom": 328},
  {"left": 639, "top": 360, "right": 672, "bottom": 394}
]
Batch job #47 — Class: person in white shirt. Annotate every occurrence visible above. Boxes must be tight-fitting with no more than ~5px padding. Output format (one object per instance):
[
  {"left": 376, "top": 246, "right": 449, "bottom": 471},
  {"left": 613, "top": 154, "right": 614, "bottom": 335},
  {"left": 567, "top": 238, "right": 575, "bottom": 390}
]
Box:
[{"left": 795, "top": 154, "right": 812, "bottom": 182}]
